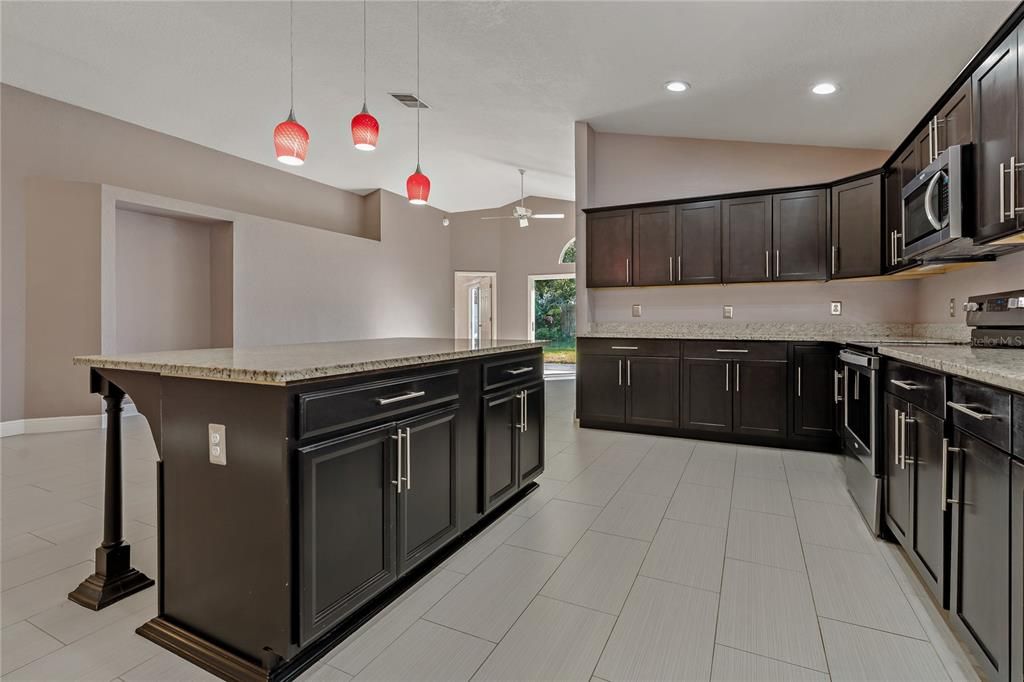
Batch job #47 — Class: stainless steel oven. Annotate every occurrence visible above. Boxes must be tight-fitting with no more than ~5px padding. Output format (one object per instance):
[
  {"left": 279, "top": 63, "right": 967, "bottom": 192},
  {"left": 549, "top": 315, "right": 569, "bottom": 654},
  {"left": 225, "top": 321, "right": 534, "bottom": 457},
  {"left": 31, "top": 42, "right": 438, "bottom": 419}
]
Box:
[
  {"left": 839, "top": 347, "right": 882, "bottom": 535},
  {"left": 901, "top": 144, "right": 973, "bottom": 260}
]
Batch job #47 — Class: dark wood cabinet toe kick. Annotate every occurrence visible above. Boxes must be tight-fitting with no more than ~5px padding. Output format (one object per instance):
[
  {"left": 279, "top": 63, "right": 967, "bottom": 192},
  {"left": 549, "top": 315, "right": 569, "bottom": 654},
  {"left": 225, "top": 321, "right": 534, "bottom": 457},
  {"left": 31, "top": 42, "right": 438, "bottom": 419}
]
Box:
[{"left": 75, "top": 345, "right": 545, "bottom": 681}]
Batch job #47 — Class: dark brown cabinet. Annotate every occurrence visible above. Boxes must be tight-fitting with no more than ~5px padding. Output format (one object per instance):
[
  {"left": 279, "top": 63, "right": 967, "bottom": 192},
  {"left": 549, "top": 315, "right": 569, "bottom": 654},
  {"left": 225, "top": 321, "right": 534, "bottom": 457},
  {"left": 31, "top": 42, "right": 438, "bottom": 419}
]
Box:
[
  {"left": 791, "top": 344, "right": 837, "bottom": 438},
  {"left": 830, "top": 174, "right": 882, "bottom": 279},
  {"left": 681, "top": 357, "right": 732, "bottom": 433},
  {"left": 299, "top": 424, "right": 399, "bottom": 643},
  {"left": 626, "top": 356, "right": 680, "bottom": 429},
  {"left": 577, "top": 354, "right": 627, "bottom": 424},
  {"left": 481, "top": 381, "right": 544, "bottom": 512},
  {"left": 772, "top": 189, "right": 827, "bottom": 281},
  {"left": 884, "top": 392, "right": 911, "bottom": 542},
  {"left": 733, "top": 360, "right": 788, "bottom": 436},
  {"left": 907, "top": 406, "right": 947, "bottom": 604},
  {"left": 1011, "top": 459, "right": 1023, "bottom": 682},
  {"left": 973, "top": 29, "right": 1020, "bottom": 243},
  {"left": 398, "top": 407, "right": 459, "bottom": 573},
  {"left": 632, "top": 207, "right": 675, "bottom": 286},
  {"left": 949, "top": 429, "right": 1011, "bottom": 682},
  {"left": 883, "top": 165, "right": 904, "bottom": 272},
  {"left": 676, "top": 200, "right": 722, "bottom": 284},
  {"left": 586, "top": 210, "right": 633, "bottom": 287},
  {"left": 722, "top": 195, "right": 772, "bottom": 283},
  {"left": 938, "top": 80, "right": 974, "bottom": 154}
]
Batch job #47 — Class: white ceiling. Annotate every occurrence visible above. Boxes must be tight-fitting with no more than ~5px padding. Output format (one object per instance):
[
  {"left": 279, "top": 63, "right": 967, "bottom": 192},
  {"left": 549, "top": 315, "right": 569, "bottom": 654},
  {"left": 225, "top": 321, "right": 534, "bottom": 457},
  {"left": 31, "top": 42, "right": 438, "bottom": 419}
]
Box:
[{"left": 1, "top": 1, "right": 1015, "bottom": 212}]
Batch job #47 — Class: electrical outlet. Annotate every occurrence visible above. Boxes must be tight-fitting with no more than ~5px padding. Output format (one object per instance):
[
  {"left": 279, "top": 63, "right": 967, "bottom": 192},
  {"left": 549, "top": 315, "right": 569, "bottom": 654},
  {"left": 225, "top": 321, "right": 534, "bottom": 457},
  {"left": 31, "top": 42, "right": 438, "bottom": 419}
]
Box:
[
  {"left": 208, "top": 424, "right": 226, "bottom": 466},
  {"left": 632, "top": 304, "right": 642, "bottom": 318},
  {"left": 949, "top": 297, "right": 957, "bottom": 317},
  {"left": 723, "top": 305, "right": 734, "bottom": 319},
  {"left": 830, "top": 301, "right": 842, "bottom": 316}
]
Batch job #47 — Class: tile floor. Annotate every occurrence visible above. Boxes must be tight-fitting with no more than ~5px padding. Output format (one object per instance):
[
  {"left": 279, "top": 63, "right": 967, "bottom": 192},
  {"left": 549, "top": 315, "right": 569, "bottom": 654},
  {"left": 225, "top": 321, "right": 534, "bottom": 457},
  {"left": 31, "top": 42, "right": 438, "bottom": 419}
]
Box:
[{"left": 1, "top": 377, "right": 980, "bottom": 681}]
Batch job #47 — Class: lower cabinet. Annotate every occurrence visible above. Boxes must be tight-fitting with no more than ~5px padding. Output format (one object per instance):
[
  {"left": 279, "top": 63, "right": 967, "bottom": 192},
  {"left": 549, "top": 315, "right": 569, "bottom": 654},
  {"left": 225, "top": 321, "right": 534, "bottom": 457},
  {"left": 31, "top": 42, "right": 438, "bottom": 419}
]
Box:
[
  {"left": 681, "top": 358, "right": 732, "bottom": 433},
  {"left": 579, "top": 354, "right": 680, "bottom": 429},
  {"left": 482, "top": 381, "right": 544, "bottom": 513},
  {"left": 884, "top": 392, "right": 911, "bottom": 543},
  {"left": 791, "top": 343, "right": 838, "bottom": 438},
  {"left": 949, "top": 428, "right": 1011, "bottom": 682},
  {"left": 578, "top": 354, "right": 626, "bottom": 424},
  {"left": 907, "top": 406, "right": 947, "bottom": 604},
  {"left": 733, "top": 360, "right": 787, "bottom": 437}
]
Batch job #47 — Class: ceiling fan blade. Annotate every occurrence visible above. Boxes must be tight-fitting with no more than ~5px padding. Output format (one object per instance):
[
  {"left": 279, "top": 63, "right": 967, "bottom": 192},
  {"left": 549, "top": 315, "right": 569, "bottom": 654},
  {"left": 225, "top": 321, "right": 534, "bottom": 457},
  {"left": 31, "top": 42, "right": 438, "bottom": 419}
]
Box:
[
  {"left": 480, "top": 216, "right": 514, "bottom": 220},
  {"left": 531, "top": 213, "right": 565, "bottom": 219}
]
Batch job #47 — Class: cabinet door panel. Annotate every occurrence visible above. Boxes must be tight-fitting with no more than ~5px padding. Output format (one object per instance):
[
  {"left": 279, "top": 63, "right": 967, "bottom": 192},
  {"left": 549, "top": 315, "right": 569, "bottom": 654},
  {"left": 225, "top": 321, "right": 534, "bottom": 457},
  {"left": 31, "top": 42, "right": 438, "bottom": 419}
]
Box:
[
  {"left": 831, "top": 174, "right": 882, "bottom": 279},
  {"left": 916, "top": 125, "right": 933, "bottom": 169},
  {"left": 676, "top": 200, "right": 722, "bottom": 284},
  {"left": 482, "top": 392, "right": 518, "bottom": 512},
  {"left": 626, "top": 356, "right": 680, "bottom": 429},
  {"left": 1010, "top": 460, "right": 1023, "bottom": 682},
  {"left": 633, "top": 207, "right": 675, "bottom": 286},
  {"left": 300, "top": 424, "right": 398, "bottom": 643},
  {"left": 681, "top": 358, "right": 732, "bottom": 432},
  {"left": 908, "top": 406, "right": 947, "bottom": 603},
  {"left": 587, "top": 210, "right": 633, "bottom": 287},
  {"left": 951, "top": 430, "right": 1010, "bottom": 681},
  {"left": 792, "top": 345, "right": 836, "bottom": 437},
  {"left": 578, "top": 355, "right": 626, "bottom": 424},
  {"left": 773, "top": 189, "right": 827, "bottom": 281},
  {"left": 884, "top": 166, "right": 903, "bottom": 271},
  {"left": 885, "top": 392, "right": 911, "bottom": 543},
  {"left": 733, "top": 360, "right": 787, "bottom": 437},
  {"left": 518, "top": 383, "right": 545, "bottom": 484},
  {"left": 939, "top": 80, "right": 973, "bottom": 153},
  {"left": 973, "top": 31, "right": 1018, "bottom": 241},
  {"left": 899, "top": 144, "right": 920, "bottom": 187},
  {"left": 722, "top": 196, "right": 771, "bottom": 283},
  {"left": 398, "top": 407, "right": 459, "bottom": 573}
]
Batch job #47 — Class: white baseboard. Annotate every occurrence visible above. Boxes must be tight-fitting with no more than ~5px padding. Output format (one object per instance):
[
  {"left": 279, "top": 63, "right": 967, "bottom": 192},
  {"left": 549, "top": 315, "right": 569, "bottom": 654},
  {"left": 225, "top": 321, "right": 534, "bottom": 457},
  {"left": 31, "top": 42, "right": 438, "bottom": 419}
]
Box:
[{"left": 1, "top": 404, "right": 139, "bottom": 437}]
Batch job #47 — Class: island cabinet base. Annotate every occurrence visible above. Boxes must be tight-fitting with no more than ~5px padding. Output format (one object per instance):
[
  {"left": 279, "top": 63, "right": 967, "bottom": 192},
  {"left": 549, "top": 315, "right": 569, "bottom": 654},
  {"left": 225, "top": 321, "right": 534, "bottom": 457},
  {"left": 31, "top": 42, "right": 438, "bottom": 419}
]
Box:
[{"left": 83, "top": 346, "right": 545, "bottom": 682}]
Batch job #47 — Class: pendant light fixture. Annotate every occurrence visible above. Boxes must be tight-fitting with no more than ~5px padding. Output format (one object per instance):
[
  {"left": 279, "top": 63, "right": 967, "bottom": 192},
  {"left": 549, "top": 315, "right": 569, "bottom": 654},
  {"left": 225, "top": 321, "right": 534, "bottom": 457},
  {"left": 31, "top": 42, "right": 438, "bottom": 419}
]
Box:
[
  {"left": 274, "top": 0, "right": 309, "bottom": 166},
  {"left": 351, "top": 0, "right": 379, "bottom": 151},
  {"left": 406, "top": 0, "right": 430, "bottom": 205}
]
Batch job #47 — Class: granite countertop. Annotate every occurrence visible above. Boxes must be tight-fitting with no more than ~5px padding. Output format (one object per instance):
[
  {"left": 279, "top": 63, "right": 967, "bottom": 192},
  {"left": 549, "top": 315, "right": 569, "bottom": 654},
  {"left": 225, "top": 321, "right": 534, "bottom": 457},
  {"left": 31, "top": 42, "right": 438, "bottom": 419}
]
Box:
[
  {"left": 577, "top": 322, "right": 969, "bottom": 344},
  {"left": 74, "top": 338, "right": 544, "bottom": 384},
  {"left": 876, "top": 345, "right": 1024, "bottom": 394}
]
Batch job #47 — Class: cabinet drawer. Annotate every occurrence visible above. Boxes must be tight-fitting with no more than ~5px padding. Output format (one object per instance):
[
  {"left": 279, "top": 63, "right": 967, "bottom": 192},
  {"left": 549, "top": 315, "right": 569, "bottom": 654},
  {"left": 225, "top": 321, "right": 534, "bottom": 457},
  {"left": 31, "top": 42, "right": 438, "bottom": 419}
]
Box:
[
  {"left": 683, "top": 340, "right": 787, "bottom": 361},
  {"left": 577, "top": 338, "right": 679, "bottom": 357},
  {"left": 950, "top": 378, "right": 1012, "bottom": 452},
  {"left": 298, "top": 369, "right": 459, "bottom": 440},
  {"left": 483, "top": 353, "right": 544, "bottom": 391},
  {"left": 884, "top": 361, "right": 945, "bottom": 415}
]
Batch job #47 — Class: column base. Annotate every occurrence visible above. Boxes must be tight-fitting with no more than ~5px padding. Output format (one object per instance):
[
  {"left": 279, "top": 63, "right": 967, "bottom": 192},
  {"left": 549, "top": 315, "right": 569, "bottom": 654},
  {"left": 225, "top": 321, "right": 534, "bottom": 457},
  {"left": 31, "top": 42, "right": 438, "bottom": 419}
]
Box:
[{"left": 68, "top": 544, "right": 154, "bottom": 610}]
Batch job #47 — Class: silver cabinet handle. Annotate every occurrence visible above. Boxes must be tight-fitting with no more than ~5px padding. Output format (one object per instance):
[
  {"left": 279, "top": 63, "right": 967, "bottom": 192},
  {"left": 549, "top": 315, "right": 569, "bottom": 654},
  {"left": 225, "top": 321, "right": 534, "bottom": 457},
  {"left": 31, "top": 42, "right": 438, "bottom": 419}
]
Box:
[
  {"left": 611, "top": 346, "right": 639, "bottom": 350},
  {"left": 889, "top": 379, "right": 919, "bottom": 391},
  {"left": 677, "top": 255, "right": 681, "bottom": 280},
  {"left": 947, "top": 401, "right": 997, "bottom": 420},
  {"left": 735, "top": 363, "right": 741, "bottom": 392},
  {"left": 943, "top": 440, "right": 963, "bottom": 508},
  {"left": 764, "top": 250, "right": 769, "bottom": 279},
  {"left": 894, "top": 409, "right": 901, "bottom": 468},
  {"left": 715, "top": 349, "right": 749, "bottom": 353},
  {"left": 523, "top": 391, "right": 528, "bottom": 432},
  {"left": 797, "top": 367, "right": 802, "bottom": 398},
  {"left": 725, "top": 362, "right": 730, "bottom": 392},
  {"left": 891, "top": 231, "right": 897, "bottom": 266},
  {"left": 626, "top": 359, "right": 631, "bottom": 386},
  {"left": 404, "top": 426, "right": 412, "bottom": 489},
  {"left": 377, "top": 390, "right": 426, "bottom": 405},
  {"left": 1001, "top": 161, "right": 1008, "bottom": 220},
  {"left": 517, "top": 390, "right": 527, "bottom": 433},
  {"left": 833, "top": 370, "right": 843, "bottom": 403},
  {"left": 775, "top": 249, "right": 780, "bottom": 278},
  {"left": 505, "top": 366, "right": 534, "bottom": 375},
  {"left": 831, "top": 245, "right": 838, "bottom": 275},
  {"left": 626, "top": 257, "right": 631, "bottom": 285},
  {"left": 618, "top": 360, "right": 623, "bottom": 386},
  {"left": 930, "top": 118, "right": 936, "bottom": 162},
  {"left": 902, "top": 415, "right": 915, "bottom": 468},
  {"left": 669, "top": 257, "right": 673, "bottom": 282},
  {"left": 392, "top": 430, "right": 405, "bottom": 493},
  {"left": 1012, "top": 156, "right": 1017, "bottom": 217}
]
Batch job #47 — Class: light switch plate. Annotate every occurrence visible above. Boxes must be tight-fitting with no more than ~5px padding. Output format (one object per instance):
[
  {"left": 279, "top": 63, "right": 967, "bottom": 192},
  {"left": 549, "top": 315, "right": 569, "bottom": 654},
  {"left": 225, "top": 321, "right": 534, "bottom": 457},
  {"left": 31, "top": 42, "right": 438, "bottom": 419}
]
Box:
[
  {"left": 632, "top": 304, "right": 642, "bottom": 318},
  {"left": 208, "top": 424, "right": 226, "bottom": 466},
  {"left": 723, "top": 305, "right": 734, "bottom": 319},
  {"left": 830, "top": 301, "right": 842, "bottom": 316}
]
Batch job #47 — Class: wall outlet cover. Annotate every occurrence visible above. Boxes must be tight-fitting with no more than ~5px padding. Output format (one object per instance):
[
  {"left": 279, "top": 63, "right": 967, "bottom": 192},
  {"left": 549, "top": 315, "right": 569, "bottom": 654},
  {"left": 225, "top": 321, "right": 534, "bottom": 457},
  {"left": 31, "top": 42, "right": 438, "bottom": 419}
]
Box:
[
  {"left": 830, "top": 301, "right": 842, "bottom": 316},
  {"left": 723, "top": 305, "right": 734, "bottom": 319},
  {"left": 949, "top": 297, "right": 956, "bottom": 318},
  {"left": 208, "top": 423, "right": 226, "bottom": 466},
  {"left": 632, "top": 304, "right": 642, "bottom": 318}
]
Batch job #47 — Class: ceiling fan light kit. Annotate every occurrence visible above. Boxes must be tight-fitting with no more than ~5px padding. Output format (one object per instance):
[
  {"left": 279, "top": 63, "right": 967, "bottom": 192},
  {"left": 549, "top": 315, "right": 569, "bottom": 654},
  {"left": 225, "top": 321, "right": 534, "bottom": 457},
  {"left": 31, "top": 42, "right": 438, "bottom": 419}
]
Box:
[{"left": 479, "top": 168, "right": 564, "bottom": 227}]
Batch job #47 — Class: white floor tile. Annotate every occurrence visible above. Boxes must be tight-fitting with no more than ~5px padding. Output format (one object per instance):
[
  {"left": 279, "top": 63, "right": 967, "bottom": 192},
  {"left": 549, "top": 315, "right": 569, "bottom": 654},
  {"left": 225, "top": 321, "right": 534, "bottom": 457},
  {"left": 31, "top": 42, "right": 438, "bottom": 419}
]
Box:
[
  {"left": 540, "top": 531, "right": 648, "bottom": 615},
  {"left": 665, "top": 482, "right": 732, "bottom": 528},
  {"left": 819, "top": 617, "right": 949, "bottom": 681},
  {"left": 589, "top": 490, "right": 668, "bottom": 541},
  {"left": 710, "top": 644, "right": 829, "bottom": 681},
  {"left": 354, "top": 620, "right": 493, "bottom": 681},
  {"left": 1, "top": 620, "right": 64, "bottom": 675},
  {"left": 726, "top": 508, "right": 806, "bottom": 573},
  {"left": 505, "top": 498, "right": 602, "bottom": 556},
  {"left": 732, "top": 475, "right": 794, "bottom": 517},
  {"left": 640, "top": 519, "right": 726, "bottom": 592}
]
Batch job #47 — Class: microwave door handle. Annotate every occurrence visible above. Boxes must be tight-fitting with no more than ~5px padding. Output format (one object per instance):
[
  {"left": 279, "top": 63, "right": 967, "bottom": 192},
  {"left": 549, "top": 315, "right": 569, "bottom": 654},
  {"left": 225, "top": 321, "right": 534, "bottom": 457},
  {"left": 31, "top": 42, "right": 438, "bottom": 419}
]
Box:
[{"left": 923, "top": 172, "right": 944, "bottom": 231}]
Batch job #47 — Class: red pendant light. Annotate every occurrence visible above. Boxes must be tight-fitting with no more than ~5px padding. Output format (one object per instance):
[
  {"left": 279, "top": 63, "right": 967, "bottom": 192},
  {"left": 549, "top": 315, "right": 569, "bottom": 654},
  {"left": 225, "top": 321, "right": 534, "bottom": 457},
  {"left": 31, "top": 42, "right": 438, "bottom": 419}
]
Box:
[
  {"left": 275, "top": 0, "right": 309, "bottom": 166},
  {"left": 407, "top": 0, "right": 431, "bottom": 205},
  {"left": 351, "top": 0, "right": 379, "bottom": 151}
]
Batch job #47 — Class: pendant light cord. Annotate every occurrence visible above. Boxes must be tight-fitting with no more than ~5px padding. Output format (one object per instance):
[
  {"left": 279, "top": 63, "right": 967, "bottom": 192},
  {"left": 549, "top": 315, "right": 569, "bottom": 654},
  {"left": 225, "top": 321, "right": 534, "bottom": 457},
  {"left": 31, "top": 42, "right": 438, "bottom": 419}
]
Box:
[
  {"left": 289, "top": 0, "right": 295, "bottom": 114},
  {"left": 362, "top": 0, "right": 367, "bottom": 104},
  {"left": 416, "top": 0, "right": 421, "bottom": 165}
]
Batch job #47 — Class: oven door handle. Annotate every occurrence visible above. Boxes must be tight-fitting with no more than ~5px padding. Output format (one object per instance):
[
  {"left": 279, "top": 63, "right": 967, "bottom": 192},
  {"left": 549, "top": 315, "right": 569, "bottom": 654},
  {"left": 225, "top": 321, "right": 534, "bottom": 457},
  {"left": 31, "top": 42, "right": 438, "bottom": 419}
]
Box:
[
  {"left": 838, "top": 349, "right": 876, "bottom": 368},
  {"left": 923, "top": 171, "right": 947, "bottom": 231}
]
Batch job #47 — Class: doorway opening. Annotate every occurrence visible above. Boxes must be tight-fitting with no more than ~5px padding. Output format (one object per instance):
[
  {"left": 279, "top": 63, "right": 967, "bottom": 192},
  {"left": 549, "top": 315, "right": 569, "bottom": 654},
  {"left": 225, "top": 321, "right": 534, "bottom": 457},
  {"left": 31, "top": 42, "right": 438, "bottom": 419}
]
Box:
[
  {"left": 528, "top": 273, "right": 576, "bottom": 378},
  {"left": 454, "top": 272, "right": 497, "bottom": 344}
]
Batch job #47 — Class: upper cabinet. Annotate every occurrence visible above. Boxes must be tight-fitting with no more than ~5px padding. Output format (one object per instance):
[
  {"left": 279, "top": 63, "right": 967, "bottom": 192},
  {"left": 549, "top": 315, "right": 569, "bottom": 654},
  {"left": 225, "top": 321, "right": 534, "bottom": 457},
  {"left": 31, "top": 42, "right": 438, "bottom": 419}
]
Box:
[
  {"left": 884, "top": 165, "right": 904, "bottom": 271},
  {"left": 722, "top": 195, "right": 772, "bottom": 283},
  {"left": 973, "top": 29, "right": 1020, "bottom": 244},
  {"left": 938, "top": 80, "right": 974, "bottom": 155},
  {"left": 632, "top": 206, "right": 676, "bottom": 286},
  {"left": 586, "top": 209, "right": 633, "bottom": 287},
  {"left": 831, "top": 173, "right": 882, "bottom": 279},
  {"left": 772, "top": 189, "right": 828, "bottom": 281},
  {"left": 676, "top": 200, "right": 722, "bottom": 284}
]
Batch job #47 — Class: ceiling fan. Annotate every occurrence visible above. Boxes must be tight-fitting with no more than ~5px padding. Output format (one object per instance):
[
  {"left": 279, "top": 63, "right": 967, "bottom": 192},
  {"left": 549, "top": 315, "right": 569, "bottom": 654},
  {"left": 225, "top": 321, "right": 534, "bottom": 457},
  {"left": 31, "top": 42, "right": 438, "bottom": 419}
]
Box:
[{"left": 480, "top": 169, "right": 565, "bottom": 228}]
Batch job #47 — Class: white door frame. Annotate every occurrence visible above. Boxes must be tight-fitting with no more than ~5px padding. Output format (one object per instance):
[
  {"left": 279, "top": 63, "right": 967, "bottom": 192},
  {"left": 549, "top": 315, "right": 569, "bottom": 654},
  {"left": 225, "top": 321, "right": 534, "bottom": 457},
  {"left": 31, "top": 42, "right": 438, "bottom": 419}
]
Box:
[
  {"left": 527, "top": 273, "right": 575, "bottom": 342},
  {"left": 453, "top": 271, "right": 497, "bottom": 340}
]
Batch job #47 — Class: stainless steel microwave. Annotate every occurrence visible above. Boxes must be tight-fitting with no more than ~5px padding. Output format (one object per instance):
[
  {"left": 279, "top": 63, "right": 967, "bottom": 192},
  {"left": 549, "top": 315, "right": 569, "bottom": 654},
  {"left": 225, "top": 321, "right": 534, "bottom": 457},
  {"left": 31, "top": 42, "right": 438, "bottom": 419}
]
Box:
[{"left": 901, "top": 144, "right": 973, "bottom": 260}]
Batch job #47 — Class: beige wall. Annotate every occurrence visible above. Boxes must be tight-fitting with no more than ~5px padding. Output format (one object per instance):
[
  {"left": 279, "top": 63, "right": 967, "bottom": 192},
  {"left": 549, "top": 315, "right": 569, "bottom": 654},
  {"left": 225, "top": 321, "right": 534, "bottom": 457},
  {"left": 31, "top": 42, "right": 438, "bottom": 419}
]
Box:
[
  {"left": 915, "top": 251, "right": 1024, "bottom": 323},
  {"left": 449, "top": 196, "right": 576, "bottom": 340}
]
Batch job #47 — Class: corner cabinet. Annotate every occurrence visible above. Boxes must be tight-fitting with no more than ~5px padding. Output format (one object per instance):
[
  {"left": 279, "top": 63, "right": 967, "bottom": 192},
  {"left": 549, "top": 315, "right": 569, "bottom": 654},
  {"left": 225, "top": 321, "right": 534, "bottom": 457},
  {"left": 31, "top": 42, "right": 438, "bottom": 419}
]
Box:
[
  {"left": 830, "top": 173, "right": 882, "bottom": 279},
  {"left": 772, "top": 189, "right": 828, "bottom": 281}
]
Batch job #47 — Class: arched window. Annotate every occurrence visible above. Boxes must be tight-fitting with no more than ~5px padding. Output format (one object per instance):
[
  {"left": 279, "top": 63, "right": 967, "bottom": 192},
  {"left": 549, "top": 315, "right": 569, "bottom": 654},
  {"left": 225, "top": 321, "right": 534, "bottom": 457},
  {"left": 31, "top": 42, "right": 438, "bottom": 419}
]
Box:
[{"left": 558, "top": 238, "right": 576, "bottom": 264}]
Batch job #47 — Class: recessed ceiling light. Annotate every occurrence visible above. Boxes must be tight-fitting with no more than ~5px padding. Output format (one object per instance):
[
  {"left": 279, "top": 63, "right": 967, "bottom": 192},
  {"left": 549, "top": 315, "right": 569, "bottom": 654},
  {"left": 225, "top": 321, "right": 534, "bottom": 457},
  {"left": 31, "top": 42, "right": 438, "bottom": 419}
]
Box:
[
  {"left": 665, "top": 81, "right": 690, "bottom": 93},
  {"left": 812, "top": 82, "right": 838, "bottom": 95}
]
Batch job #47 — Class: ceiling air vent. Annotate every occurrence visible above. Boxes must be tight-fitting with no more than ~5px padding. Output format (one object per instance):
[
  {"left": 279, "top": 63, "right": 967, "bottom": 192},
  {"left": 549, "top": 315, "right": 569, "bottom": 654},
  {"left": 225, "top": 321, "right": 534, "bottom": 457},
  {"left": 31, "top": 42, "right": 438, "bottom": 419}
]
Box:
[{"left": 389, "top": 93, "right": 429, "bottom": 109}]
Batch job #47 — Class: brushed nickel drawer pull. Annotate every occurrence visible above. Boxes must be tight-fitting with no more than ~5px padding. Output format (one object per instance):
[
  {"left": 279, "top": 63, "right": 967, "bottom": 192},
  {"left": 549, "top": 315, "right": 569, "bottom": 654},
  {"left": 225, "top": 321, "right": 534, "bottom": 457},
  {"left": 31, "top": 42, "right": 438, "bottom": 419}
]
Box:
[
  {"left": 505, "top": 366, "right": 534, "bottom": 375},
  {"left": 947, "top": 401, "right": 997, "bottom": 420},
  {"left": 611, "top": 346, "right": 639, "bottom": 350},
  {"left": 404, "top": 426, "right": 412, "bottom": 489},
  {"left": 889, "top": 379, "right": 919, "bottom": 391},
  {"left": 377, "top": 390, "right": 426, "bottom": 406},
  {"left": 391, "top": 430, "right": 405, "bottom": 493},
  {"left": 797, "top": 367, "right": 802, "bottom": 397},
  {"left": 715, "top": 349, "right": 749, "bottom": 353}
]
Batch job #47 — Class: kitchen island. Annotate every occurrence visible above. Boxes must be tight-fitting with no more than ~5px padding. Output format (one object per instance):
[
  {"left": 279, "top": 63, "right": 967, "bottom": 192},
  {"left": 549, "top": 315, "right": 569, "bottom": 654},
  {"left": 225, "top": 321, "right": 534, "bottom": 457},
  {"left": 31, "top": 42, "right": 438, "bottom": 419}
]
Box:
[{"left": 71, "top": 338, "right": 546, "bottom": 681}]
